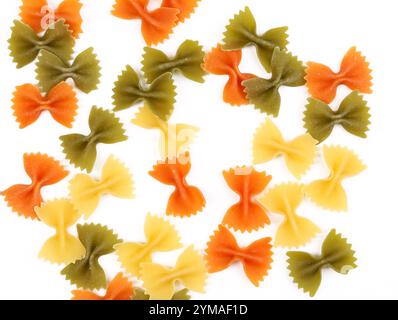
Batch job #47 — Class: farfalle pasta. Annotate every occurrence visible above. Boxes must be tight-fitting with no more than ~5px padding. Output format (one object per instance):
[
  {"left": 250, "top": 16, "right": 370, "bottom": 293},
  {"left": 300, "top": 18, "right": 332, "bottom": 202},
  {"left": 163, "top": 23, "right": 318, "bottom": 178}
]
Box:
[
  {"left": 35, "top": 199, "right": 85, "bottom": 265},
  {"left": 253, "top": 119, "right": 317, "bottom": 179},
  {"left": 202, "top": 45, "right": 255, "bottom": 105},
  {"left": 133, "top": 288, "right": 191, "bottom": 300},
  {"left": 69, "top": 156, "right": 134, "bottom": 218},
  {"left": 12, "top": 82, "right": 77, "bottom": 128},
  {"left": 1, "top": 153, "right": 68, "bottom": 220},
  {"left": 72, "top": 273, "right": 133, "bottom": 300},
  {"left": 60, "top": 107, "right": 127, "bottom": 172},
  {"left": 61, "top": 224, "right": 121, "bottom": 290},
  {"left": 141, "top": 246, "right": 207, "bottom": 300},
  {"left": 161, "top": 0, "right": 200, "bottom": 23},
  {"left": 112, "top": 0, "right": 179, "bottom": 46},
  {"left": 132, "top": 105, "right": 199, "bottom": 159},
  {"left": 222, "top": 167, "right": 271, "bottom": 232},
  {"left": 287, "top": 229, "right": 357, "bottom": 297},
  {"left": 36, "top": 48, "right": 101, "bottom": 93},
  {"left": 142, "top": 40, "right": 206, "bottom": 83},
  {"left": 115, "top": 214, "right": 182, "bottom": 277},
  {"left": 259, "top": 183, "right": 320, "bottom": 248},
  {"left": 9, "top": 19, "right": 74, "bottom": 68},
  {"left": 306, "top": 47, "right": 373, "bottom": 103},
  {"left": 2, "top": 1, "right": 373, "bottom": 300},
  {"left": 305, "top": 145, "right": 366, "bottom": 211},
  {"left": 244, "top": 48, "right": 306, "bottom": 116},
  {"left": 113, "top": 66, "right": 176, "bottom": 121},
  {"left": 206, "top": 225, "right": 273, "bottom": 286},
  {"left": 19, "top": 0, "right": 83, "bottom": 37},
  {"left": 149, "top": 152, "right": 205, "bottom": 217},
  {"left": 304, "top": 91, "right": 371, "bottom": 143},
  {"left": 222, "top": 7, "right": 288, "bottom": 72}
]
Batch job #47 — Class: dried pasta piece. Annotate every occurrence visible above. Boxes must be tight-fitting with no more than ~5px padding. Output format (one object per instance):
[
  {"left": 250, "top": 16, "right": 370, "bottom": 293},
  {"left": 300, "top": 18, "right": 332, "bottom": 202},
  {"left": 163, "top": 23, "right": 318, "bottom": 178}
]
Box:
[
  {"left": 8, "top": 19, "right": 74, "bottom": 68},
  {"left": 115, "top": 214, "right": 183, "bottom": 277},
  {"left": 305, "top": 145, "right": 366, "bottom": 211},
  {"left": 253, "top": 119, "right": 317, "bottom": 179},
  {"left": 132, "top": 105, "right": 199, "bottom": 159},
  {"left": 12, "top": 82, "right": 78, "bottom": 129},
  {"left": 61, "top": 223, "right": 121, "bottom": 290},
  {"left": 306, "top": 47, "right": 373, "bottom": 103},
  {"left": 69, "top": 156, "right": 134, "bottom": 219},
  {"left": 71, "top": 273, "right": 133, "bottom": 300},
  {"left": 35, "top": 199, "right": 85, "bottom": 264},
  {"left": 140, "top": 246, "right": 207, "bottom": 300},
  {"left": 206, "top": 225, "right": 272, "bottom": 286},
  {"left": 304, "top": 91, "right": 371, "bottom": 143},
  {"left": 133, "top": 288, "right": 190, "bottom": 300},
  {"left": 161, "top": 0, "right": 200, "bottom": 23},
  {"left": 259, "top": 183, "right": 320, "bottom": 248},
  {"left": 149, "top": 152, "right": 205, "bottom": 217},
  {"left": 222, "top": 7, "right": 288, "bottom": 72},
  {"left": 1, "top": 153, "right": 68, "bottom": 220},
  {"left": 36, "top": 48, "right": 101, "bottom": 94},
  {"left": 243, "top": 48, "right": 306, "bottom": 116},
  {"left": 287, "top": 229, "right": 357, "bottom": 297},
  {"left": 112, "top": 0, "right": 179, "bottom": 46},
  {"left": 60, "top": 107, "right": 127, "bottom": 173},
  {"left": 113, "top": 66, "right": 176, "bottom": 121},
  {"left": 142, "top": 40, "right": 206, "bottom": 83},
  {"left": 168, "top": 288, "right": 191, "bottom": 300},
  {"left": 222, "top": 167, "right": 271, "bottom": 232},
  {"left": 202, "top": 45, "right": 255, "bottom": 105},
  {"left": 19, "top": 0, "right": 83, "bottom": 37}
]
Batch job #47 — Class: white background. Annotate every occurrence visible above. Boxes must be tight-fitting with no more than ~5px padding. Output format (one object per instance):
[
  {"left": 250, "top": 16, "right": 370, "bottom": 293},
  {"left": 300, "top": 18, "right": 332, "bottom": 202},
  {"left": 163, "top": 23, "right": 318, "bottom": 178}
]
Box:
[{"left": 0, "top": 0, "right": 396, "bottom": 300}]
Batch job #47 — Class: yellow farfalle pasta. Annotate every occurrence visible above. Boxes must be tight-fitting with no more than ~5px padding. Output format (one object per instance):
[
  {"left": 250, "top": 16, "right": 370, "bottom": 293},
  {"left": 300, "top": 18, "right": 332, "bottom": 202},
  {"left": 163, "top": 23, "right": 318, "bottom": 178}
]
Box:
[
  {"left": 253, "top": 119, "right": 317, "bottom": 179},
  {"left": 132, "top": 105, "right": 199, "bottom": 159},
  {"left": 35, "top": 199, "right": 85, "bottom": 264},
  {"left": 305, "top": 145, "right": 366, "bottom": 211},
  {"left": 259, "top": 183, "right": 320, "bottom": 248},
  {"left": 115, "top": 214, "right": 182, "bottom": 277},
  {"left": 69, "top": 156, "right": 134, "bottom": 218},
  {"left": 140, "top": 246, "right": 207, "bottom": 300}
]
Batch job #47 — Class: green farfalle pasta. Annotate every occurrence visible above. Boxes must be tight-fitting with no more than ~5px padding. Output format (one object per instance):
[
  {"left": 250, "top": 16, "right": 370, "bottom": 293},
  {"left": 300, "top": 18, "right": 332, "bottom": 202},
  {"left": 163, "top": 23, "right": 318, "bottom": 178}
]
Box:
[
  {"left": 142, "top": 40, "right": 206, "bottom": 83},
  {"left": 243, "top": 48, "right": 306, "bottom": 117},
  {"left": 133, "top": 288, "right": 191, "bottom": 301},
  {"left": 222, "top": 6, "right": 288, "bottom": 72},
  {"left": 36, "top": 47, "right": 101, "bottom": 93},
  {"left": 61, "top": 224, "right": 121, "bottom": 290},
  {"left": 287, "top": 229, "right": 357, "bottom": 297},
  {"left": 9, "top": 19, "right": 74, "bottom": 68},
  {"left": 112, "top": 66, "right": 176, "bottom": 121},
  {"left": 304, "top": 91, "right": 371, "bottom": 143},
  {"left": 60, "top": 106, "right": 127, "bottom": 172}
]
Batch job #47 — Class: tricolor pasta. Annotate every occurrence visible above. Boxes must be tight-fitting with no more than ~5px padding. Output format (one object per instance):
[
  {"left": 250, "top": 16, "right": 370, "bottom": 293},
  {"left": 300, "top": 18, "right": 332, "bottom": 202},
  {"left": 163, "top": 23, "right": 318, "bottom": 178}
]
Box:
[{"left": 1, "top": 0, "right": 371, "bottom": 300}]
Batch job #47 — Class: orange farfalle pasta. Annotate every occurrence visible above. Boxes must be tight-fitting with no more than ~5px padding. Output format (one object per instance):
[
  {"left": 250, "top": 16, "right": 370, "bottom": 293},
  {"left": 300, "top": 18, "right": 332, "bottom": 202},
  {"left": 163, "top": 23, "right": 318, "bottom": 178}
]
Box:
[
  {"left": 149, "top": 152, "right": 205, "bottom": 217},
  {"left": 19, "top": 0, "right": 83, "bottom": 37},
  {"left": 1, "top": 154, "right": 68, "bottom": 219},
  {"left": 161, "top": 0, "right": 200, "bottom": 23},
  {"left": 222, "top": 167, "right": 271, "bottom": 232},
  {"left": 206, "top": 225, "right": 273, "bottom": 286},
  {"left": 12, "top": 82, "right": 78, "bottom": 129},
  {"left": 112, "top": 0, "right": 179, "bottom": 46},
  {"left": 72, "top": 272, "right": 133, "bottom": 300},
  {"left": 306, "top": 47, "right": 373, "bottom": 103},
  {"left": 202, "top": 45, "right": 255, "bottom": 105}
]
